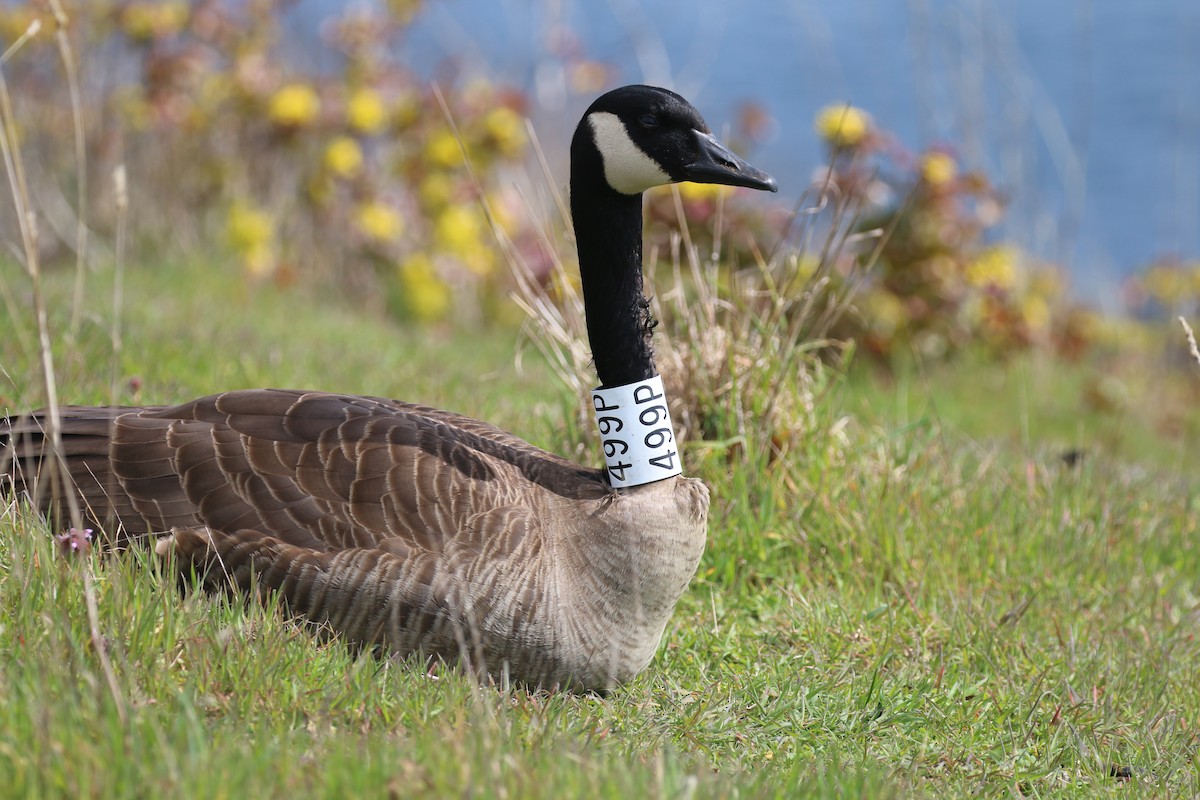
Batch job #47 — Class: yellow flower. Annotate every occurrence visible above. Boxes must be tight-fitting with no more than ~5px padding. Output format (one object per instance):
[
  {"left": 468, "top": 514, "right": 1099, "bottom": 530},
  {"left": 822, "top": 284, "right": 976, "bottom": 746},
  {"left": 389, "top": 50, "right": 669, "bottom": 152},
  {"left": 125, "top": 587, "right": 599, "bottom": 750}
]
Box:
[
  {"left": 549, "top": 270, "right": 581, "bottom": 304},
  {"left": 242, "top": 245, "right": 276, "bottom": 279},
  {"left": 792, "top": 253, "right": 820, "bottom": 282},
  {"left": 459, "top": 241, "right": 496, "bottom": 276},
  {"left": 920, "top": 152, "right": 957, "bottom": 186},
  {"left": 226, "top": 201, "right": 276, "bottom": 278},
  {"left": 966, "top": 245, "right": 1020, "bottom": 290},
  {"left": 1021, "top": 295, "right": 1050, "bottom": 331},
  {"left": 814, "top": 104, "right": 871, "bottom": 149},
  {"left": 121, "top": 1, "right": 189, "bottom": 41},
  {"left": 436, "top": 204, "right": 493, "bottom": 276},
  {"left": 483, "top": 106, "right": 526, "bottom": 157},
  {"left": 418, "top": 172, "right": 454, "bottom": 210},
  {"left": 269, "top": 83, "right": 320, "bottom": 127},
  {"left": 425, "top": 129, "right": 463, "bottom": 169},
  {"left": 1030, "top": 270, "right": 1063, "bottom": 299},
  {"left": 346, "top": 87, "right": 388, "bottom": 134},
  {"left": 1142, "top": 264, "right": 1190, "bottom": 304},
  {"left": 0, "top": 8, "right": 41, "bottom": 45},
  {"left": 399, "top": 254, "right": 451, "bottom": 322},
  {"left": 386, "top": 0, "right": 423, "bottom": 25},
  {"left": 324, "top": 136, "right": 363, "bottom": 178},
  {"left": 435, "top": 204, "right": 482, "bottom": 252},
  {"left": 677, "top": 182, "right": 729, "bottom": 202},
  {"left": 227, "top": 201, "right": 273, "bottom": 251},
  {"left": 864, "top": 290, "right": 906, "bottom": 335},
  {"left": 355, "top": 202, "right": 405, "bottom": 243}
]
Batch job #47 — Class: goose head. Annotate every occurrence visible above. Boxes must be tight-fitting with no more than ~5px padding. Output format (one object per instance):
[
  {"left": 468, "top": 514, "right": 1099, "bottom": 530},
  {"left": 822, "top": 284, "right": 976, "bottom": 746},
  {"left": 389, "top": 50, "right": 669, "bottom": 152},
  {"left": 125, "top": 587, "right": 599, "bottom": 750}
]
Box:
[
  {"left": 568, "top": 85, "right": 778, "bottom": 389},
  {"left": 572, "top": 84, "right": 779, "bottom": 196}
]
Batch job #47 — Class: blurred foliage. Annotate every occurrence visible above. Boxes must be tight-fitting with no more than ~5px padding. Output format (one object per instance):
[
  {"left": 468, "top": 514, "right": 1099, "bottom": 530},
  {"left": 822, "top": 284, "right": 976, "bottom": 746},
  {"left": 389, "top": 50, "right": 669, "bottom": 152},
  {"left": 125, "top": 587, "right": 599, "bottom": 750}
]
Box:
[
  {"left": 1, "top": 1, "right": 1195, "bottom": 372},
  {"left": 1127, "top": 256, "right": 1200, "bottom": 321},
  {"left": 808, "top": 103, "right": 1081, "bottom": 363},
  {"left": 0, "top": 0, "right": 566, "bottom": 323},
  {"left": 804, "top": 104, "right": 1200, "bottom": 369}
]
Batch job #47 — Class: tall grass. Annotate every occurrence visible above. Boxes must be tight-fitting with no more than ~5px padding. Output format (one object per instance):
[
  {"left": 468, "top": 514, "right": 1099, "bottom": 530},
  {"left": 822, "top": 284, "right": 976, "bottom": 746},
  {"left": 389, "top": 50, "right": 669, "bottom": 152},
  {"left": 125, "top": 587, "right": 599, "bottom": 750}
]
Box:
[{"left": 4, "top": 262, "right": 1199, "bottom": 796}]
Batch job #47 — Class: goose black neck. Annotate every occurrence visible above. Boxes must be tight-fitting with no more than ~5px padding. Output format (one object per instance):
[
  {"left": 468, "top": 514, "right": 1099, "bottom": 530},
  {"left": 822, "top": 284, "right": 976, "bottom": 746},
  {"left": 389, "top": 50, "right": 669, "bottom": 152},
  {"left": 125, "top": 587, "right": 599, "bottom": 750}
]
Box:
[{"left": 570, "top": 161, "right": 657, "bottom": 389}]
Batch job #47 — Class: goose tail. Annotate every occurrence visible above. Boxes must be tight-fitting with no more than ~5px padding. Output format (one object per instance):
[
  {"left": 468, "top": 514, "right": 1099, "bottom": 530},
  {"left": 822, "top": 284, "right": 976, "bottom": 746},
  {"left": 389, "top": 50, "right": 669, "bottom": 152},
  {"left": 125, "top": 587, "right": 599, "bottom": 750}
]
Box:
[{"left": 2, "top": 407, "right": 136, "bottom": 536}]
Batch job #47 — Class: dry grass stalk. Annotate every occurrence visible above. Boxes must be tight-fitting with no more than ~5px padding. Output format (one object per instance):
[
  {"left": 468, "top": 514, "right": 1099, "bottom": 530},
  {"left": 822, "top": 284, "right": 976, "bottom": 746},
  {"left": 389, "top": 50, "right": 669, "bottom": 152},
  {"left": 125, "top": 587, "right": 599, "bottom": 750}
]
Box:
[
  {"left": 1180, "top": 317, "right": 1200, "bottom": 369},
  {"left": 46, "top": 0, "right": 90, "bottom": 338},
  {"left": 0, "top": 15, "right": 127, "bottom": 726},
  {"left": 109, "top": 164, "right": 128, "bottom": 408}
]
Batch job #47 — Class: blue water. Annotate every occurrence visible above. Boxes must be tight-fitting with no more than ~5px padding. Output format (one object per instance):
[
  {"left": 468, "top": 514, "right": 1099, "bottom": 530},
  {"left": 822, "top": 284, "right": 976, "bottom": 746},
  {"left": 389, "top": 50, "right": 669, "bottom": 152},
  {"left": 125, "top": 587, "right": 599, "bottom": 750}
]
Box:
[{"left": 298, "top": 0, "right": 1200, "bottom": 303}]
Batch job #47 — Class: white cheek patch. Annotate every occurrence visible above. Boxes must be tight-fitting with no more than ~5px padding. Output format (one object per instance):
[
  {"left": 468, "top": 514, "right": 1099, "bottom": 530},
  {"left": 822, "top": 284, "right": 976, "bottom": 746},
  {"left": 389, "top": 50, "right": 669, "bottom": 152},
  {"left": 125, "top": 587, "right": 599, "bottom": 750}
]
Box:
[{"left": 588, "top": 111, "right": 672, "bottom": 195}]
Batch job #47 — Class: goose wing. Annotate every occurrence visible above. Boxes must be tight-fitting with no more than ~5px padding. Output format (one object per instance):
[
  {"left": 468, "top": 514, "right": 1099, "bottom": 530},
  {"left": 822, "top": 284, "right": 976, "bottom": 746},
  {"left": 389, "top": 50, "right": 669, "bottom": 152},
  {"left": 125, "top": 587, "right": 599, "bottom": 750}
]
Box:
[{"left": 6, "top": 388, "right": 606, "bottom": 551}]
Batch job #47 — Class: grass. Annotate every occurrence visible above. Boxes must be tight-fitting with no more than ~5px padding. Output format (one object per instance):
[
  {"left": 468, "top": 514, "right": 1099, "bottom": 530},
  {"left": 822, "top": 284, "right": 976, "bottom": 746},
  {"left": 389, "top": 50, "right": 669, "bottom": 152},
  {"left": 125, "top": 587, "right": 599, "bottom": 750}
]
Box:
[
  {"left": 2, "top": 259, "right": 1199, "bottom": 798},
  {"left": 844, "top": 350, "right": 1200, "bottom": 473}
]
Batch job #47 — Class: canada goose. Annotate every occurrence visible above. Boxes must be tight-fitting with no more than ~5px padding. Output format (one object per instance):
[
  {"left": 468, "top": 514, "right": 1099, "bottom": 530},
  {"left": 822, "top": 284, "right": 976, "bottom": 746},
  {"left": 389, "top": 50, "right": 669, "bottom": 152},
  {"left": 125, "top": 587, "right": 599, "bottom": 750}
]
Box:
[{"left": 1, "top": 85, "right": 777, "bottom": 691}]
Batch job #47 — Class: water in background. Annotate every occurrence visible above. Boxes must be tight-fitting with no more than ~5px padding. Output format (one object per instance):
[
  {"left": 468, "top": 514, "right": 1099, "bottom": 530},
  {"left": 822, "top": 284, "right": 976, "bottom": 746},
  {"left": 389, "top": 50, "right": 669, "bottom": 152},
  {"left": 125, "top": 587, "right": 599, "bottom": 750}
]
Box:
[{"left": 295, "top": 0, "right": 1200, "bottom": 304}]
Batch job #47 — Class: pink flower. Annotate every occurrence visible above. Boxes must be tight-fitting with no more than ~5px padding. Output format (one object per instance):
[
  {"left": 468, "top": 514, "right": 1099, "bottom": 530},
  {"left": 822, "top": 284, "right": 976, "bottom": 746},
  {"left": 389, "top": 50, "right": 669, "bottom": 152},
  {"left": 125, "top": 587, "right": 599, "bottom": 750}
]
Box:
[{"left": 56, "top": 527, "right": 94, "bottom": 557}]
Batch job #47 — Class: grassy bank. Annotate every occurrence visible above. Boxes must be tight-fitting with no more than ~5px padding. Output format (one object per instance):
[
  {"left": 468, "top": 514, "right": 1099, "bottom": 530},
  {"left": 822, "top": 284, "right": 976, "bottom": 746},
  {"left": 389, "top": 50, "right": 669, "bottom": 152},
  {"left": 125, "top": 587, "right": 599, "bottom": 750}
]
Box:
[{"left": 2, "top": 261, "right": 1198, "bottom": 797}]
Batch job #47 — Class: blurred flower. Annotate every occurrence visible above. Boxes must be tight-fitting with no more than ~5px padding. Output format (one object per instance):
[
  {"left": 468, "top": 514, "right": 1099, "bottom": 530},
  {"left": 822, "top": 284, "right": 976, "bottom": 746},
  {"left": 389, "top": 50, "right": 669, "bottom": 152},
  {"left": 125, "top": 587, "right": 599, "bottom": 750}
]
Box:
[
  {"left": 436, "top": 204, "right": 493, "bottom": 275},
  {"left": 1141, "top": 263, "right": 1191, "bottom": 306},
  {"left": 121, "top": 1, "right": 189, "bottom": 41},
  {"left": 966, "top": 245, "right": 1020, "bottom": 290},
  {"left": 548, "top": 270, "right": 581, "bottom": 304},
  {"left": 355, "top": 201, "right": 405, "bottom": 242},
  {"left": 386, "top": 0, "right": 425, "bottom": 26},
  {"left": 570, "top": 62, "right": 610, "bottom": 93},
  {"left": 269, "top": 83, "right": 321, "bottom": 127},
  {"left": 399, "top": 254, "right": 451, "bottom": 321},
  {"left": 1030, "top": 269, "right": 1063, "bottom": 300},
  {"left": 482, "top": 106, "right": 525, "bottom": 157},
  {"left": 226, "top": 201, "right": 276, "bottom": 278},
  {"left": 462, "top": 77, "right": 495, "bottom": 107},
  {"left": 863, "top": 290, "right": 907, "bottom": 336},
  {"left": 920, "top": 152, "right": 957, "bottom": 187},
  {"left": 815, "top": 104, "right": 871, "bottom": 149},
  {"left": 227, "top": 201, "right": 273, "bottom": 250},
  {"left": 459, "top": 243, "right": 495, "bottom": 276},
  {"left": 55, "top": 527, "right": 93, "bottom": 558},
  {"left": 346, "top": 87, "right": 388, "bottom": 134},
  {"left": 425, "top": 129, "right": 463, "bottom": 168},
  {"left": 792, "top": 253, "right": 820, "bottom": 282},
  {"left": 324, "top": 136, "right": 364, "bottom": 178},
  {"left": 1021, "top": 295, "right": 1050, "bottom": 332},
  {"left": 0, "top": 7, "right": 42, "bottom": 45},
  {"left": 418, "top": 172, "right": 454, "bottom": 210},
  {"left": 677, "top": 182, "right": 729, "bottom": 202},
  {"left": 435, "top": 204, "right": 483, "bottom": 253}
]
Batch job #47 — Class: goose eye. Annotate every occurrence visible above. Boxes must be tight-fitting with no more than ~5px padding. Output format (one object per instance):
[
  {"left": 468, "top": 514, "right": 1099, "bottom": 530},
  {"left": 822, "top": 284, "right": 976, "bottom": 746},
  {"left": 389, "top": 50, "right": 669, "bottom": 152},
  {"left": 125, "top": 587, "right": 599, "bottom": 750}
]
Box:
[{"left": 638, "top": 114, "right": 659, "bottom": 129}]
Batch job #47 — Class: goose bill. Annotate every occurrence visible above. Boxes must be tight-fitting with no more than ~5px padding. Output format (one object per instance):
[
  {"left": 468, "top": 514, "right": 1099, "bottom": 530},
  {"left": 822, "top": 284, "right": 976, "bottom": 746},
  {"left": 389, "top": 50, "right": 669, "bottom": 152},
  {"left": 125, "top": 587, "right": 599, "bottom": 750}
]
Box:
[{"left": 681, "top": 130, "right": 778, "bottom": 192}]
